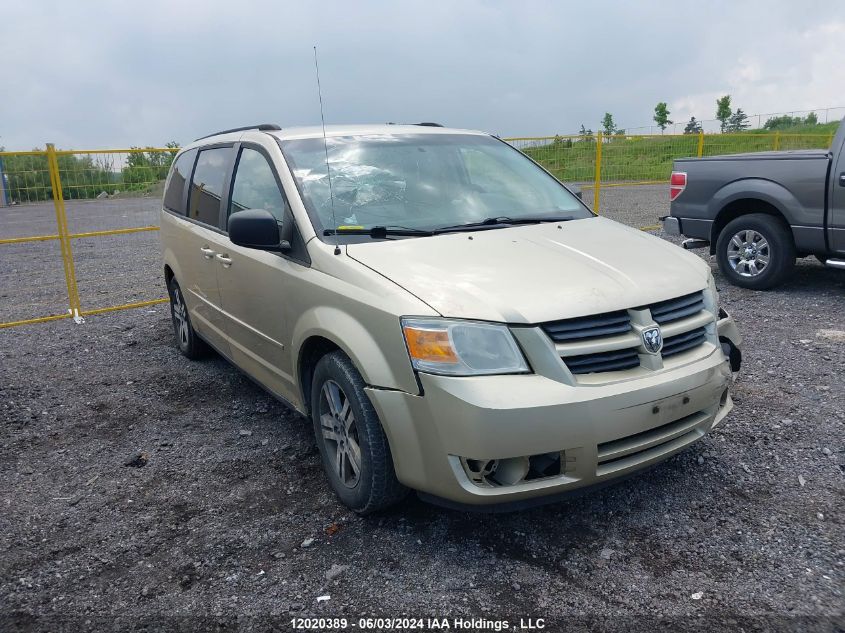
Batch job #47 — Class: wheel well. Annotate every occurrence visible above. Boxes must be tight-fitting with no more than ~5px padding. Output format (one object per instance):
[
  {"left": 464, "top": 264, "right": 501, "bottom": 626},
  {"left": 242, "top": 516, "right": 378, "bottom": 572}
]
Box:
[
  {"left": 164, "top": 264, "right": 174, "bottom": 287},
  {"left": 298, "top": 336, "right": 341, "bottom": 415},
  {"left": 710, "top": 199, "right": 788, "bottom": 253}
]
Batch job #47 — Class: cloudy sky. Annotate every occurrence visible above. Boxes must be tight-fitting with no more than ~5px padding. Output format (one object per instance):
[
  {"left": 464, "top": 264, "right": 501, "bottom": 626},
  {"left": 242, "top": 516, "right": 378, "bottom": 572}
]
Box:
[{"left": 1, "top": 0, "right": 843, "bottom": 150}]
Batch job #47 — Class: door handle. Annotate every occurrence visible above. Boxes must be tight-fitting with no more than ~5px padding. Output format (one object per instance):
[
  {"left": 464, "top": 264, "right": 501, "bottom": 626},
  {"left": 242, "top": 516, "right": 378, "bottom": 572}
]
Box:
[
  {"left": 839, "top": 172, "right": 845, "bottom": 187},
  {"left": 200, "top": 246, "right": 215, "bottom": 259},
  {"left": 215, "top": 253, "right": 233, "bottom": 268}
]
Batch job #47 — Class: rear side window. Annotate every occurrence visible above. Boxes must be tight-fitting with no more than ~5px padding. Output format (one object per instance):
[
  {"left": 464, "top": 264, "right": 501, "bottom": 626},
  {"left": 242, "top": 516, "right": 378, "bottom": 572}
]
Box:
[
  {"left": 163, "top": 149, "right": 197, "bottom": 215},
  {"left": 188, "top": 147, "right": 231, "bottom": 227},
  {"left": 229, "top": 148, "right": 288, "bottom": 223}
]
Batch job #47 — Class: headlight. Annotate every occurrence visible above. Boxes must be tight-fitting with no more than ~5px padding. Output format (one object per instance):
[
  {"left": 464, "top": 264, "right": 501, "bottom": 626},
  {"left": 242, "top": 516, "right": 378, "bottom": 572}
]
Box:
[{"left": 401, "top": 318, "right": 530, "bottom": 376}]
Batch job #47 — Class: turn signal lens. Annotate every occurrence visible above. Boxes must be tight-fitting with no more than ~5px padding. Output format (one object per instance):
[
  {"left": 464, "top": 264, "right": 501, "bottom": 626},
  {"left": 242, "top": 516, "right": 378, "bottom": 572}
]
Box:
[
  {"left": 402, "top": 326, "right": 458, "bottom": 363},
  {"left": 401, "top": 318, "right": 530, "bottom": 376}
]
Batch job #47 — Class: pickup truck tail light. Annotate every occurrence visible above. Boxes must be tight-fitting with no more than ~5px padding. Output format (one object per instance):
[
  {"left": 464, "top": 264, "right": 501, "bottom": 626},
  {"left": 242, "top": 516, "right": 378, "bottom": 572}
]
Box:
[{"left": 670, "top": 171, "right": 687, "bottom": 201}]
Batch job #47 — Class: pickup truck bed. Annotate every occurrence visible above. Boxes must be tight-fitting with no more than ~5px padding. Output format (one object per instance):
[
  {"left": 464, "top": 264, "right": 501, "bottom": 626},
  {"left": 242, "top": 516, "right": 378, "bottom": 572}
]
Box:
[{"left": 663, "top": 119, "right": 845, "bottom": 289}]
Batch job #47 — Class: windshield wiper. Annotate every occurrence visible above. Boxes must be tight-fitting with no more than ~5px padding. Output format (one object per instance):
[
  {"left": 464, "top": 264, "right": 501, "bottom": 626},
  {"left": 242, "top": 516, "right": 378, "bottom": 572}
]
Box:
[
  {"left": 323, "top": 225, "right": 434, "bottom": 238},
  {"left": 433, "top": 215, "right": 576, "bottom": 233}
]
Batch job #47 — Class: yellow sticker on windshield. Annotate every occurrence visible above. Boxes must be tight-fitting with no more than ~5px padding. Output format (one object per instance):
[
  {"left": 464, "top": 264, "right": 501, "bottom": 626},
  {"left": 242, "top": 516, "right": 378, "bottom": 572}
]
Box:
[{"left": 337, "top": 225, "right": 365, "bottom": 230}]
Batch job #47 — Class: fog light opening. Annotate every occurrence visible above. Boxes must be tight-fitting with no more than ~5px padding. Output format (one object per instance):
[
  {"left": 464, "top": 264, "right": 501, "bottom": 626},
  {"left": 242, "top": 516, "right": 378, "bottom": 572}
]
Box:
[
  {"left": 525, "top": 452, "right": 563, "bottom": 480},
  {"left": 461, "top": 458, "right": 498, "bottom": 485},
  {"left": 490, "top": 456, "right": 530, "bottom": 486},
  {"left": 720, "top": 388, "right": 729, "bottom": 408},
  {"left": 460, "top": 451, "right": 566, "bottom": 487}
]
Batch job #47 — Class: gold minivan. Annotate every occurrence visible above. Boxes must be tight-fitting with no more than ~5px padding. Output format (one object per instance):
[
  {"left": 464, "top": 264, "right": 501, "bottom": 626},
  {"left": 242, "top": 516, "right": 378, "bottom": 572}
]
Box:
[{"left": 160, "top": 123, "right": 742, "bottom": 513}]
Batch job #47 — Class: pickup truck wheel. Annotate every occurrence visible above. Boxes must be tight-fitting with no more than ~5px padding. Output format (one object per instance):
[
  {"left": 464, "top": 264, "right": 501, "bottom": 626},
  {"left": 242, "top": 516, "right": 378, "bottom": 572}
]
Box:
[
  {"left": 167, "top": 279, "right": 208, "bottom": 359},
  {"left": 716, "top": 214, "right": 795, "bottom": 289},
  {"left": 311, "top": 351, "right": 409, "bottom": 514}
]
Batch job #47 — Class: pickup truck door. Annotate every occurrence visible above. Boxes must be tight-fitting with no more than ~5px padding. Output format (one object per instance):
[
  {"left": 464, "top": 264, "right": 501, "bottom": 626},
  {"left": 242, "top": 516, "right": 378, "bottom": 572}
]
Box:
[{"left": 830, "top": 136, "right": 845, "bottom": 254}]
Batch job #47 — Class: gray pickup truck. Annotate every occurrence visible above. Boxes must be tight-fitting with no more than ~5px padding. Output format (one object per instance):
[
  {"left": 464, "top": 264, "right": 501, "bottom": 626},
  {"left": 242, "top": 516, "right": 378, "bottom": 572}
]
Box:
[{"left": 663, "top": 118, "right": 845, "bottom": 289}]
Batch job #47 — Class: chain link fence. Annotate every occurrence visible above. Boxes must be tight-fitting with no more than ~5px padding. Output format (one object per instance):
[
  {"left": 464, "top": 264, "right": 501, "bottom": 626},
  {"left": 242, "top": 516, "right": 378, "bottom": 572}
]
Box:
[
  {"left": 0, "top": 145, "right": 176, "bottom": 327},
  {"left": 507, "top": 131, "right": 833, "bottom": 225}
]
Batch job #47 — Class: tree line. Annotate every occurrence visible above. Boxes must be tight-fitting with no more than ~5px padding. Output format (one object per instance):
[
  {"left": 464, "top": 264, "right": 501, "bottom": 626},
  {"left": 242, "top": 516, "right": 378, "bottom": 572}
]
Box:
[
  {"left": 574, "top": 96, "right": 828, "bottom": 141},
  {"left": 0, "top": 143, "right": 179, "bottom": 203}
]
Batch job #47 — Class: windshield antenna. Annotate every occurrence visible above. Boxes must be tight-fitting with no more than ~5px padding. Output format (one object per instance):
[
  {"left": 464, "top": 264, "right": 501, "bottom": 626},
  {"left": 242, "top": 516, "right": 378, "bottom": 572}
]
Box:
[{"left": 313, "top": 46, "right": 340, "bottom": 255}]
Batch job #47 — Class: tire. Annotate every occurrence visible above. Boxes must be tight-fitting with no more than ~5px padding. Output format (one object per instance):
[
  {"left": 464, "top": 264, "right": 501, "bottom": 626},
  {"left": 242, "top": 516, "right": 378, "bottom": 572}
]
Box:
[
  {"left": 167, "top": 278, "right": 208, "bottom": 360},
  {"left": 716, "top": 214, "right": 795, "bottom": 290},
  {"left": 310, "top": 351, "right": 408, "bottom": 514}
]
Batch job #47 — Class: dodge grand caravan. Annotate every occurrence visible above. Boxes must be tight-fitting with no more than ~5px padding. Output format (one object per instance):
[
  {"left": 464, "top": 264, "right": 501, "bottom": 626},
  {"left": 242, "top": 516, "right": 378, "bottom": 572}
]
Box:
[{"left": 159, "top": 123, "right": 743, "bottom": 513}]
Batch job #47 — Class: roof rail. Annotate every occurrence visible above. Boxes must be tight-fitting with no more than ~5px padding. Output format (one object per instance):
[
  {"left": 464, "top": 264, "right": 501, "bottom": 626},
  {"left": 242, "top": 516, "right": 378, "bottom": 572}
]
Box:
[
  {"left": 194, "top": 123, "right": 281, "bottom": 141},
  {"left": 386, "top": 122, "right": 445, "bottom": 127}
]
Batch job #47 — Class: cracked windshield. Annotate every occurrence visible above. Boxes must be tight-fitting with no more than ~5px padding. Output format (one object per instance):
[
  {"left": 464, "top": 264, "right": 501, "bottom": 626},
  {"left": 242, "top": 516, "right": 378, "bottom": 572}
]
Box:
[{"left": 280, "top": 133, "right": 590, "bottom": 236}]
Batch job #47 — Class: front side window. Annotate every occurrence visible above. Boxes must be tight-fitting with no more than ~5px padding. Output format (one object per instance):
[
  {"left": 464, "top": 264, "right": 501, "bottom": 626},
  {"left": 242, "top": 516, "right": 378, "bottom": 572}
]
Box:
[
  {"left": 188, "top": 147, "right": 231, "bottom": 227},
  {"left": 229, "top": 148, "right": 288, "bottom": 223},
  {"left": 279, "top": 133, "right": 590, "bottom": 240},
  {"left": 163, "top": 148, "right": 196, "bottom": 215}
]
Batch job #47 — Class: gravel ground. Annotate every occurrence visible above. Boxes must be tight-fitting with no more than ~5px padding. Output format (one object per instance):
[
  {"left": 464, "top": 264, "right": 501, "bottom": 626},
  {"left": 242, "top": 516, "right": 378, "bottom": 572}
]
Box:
[
  {"left": 0, "top": 198, "right": 164, "bottom": 323},
  {"left": 1, "top": 186, "right": 844, "bottom": 631}
]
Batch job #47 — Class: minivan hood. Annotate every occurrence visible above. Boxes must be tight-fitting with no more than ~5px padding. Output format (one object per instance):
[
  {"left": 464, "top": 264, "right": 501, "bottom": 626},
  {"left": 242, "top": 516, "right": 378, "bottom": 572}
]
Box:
[{"left": 346, "top": 217, "right": 710, "bottom": 324}]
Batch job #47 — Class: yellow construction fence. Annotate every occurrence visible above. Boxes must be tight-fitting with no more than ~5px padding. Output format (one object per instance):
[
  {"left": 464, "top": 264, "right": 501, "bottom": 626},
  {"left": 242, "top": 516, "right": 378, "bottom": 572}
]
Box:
[{"left": 0, "top": 131, "right": 834, "bottom": 328}]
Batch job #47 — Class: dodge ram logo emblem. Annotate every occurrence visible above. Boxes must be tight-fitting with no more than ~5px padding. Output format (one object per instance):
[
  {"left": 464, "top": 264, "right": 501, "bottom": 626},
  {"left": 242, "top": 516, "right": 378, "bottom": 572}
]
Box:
[{"left": 642, "top": 327, "right": 663, "bottom": 354}]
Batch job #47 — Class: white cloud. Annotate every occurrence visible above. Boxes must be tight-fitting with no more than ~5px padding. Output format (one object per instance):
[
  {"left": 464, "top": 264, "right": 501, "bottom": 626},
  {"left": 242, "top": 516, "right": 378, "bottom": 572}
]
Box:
[{"left": 1, "top": 0, "right": 843, "bottom": 148}]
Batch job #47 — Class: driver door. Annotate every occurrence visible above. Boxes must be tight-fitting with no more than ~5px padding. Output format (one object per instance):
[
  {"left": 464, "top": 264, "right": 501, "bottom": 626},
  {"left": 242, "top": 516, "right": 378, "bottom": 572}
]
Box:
[{"left": 215, "top": 145, "right": 304, "bottom": 403}]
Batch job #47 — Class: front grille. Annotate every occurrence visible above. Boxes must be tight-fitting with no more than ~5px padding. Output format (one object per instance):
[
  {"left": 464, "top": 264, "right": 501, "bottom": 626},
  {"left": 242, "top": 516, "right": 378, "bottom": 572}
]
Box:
[
  {"left": 662, "top": 326, "right": 707, "bottom": 358},
  {"left": 596, "top": 410, "right": 708, "bottom": 476},
  {"left": 563, "top": 347, "right": 640, "bottom": 375},
  {"left": 649, "top": 291, "right": 704, "bottom": 324},
  {"left": 545, "top": 290, "right": 710, "bottom": 378},
  {"left": 541, "top": 310, "right": 631, "bottom": 343}
]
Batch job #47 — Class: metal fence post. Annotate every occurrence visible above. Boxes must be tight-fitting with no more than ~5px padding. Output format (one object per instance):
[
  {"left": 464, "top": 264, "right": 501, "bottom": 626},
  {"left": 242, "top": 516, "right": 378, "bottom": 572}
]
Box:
[
  {"left": 593, "top": 132, "right": 603, "bottom": 213},
  {"left": 46, "top": 143, "right": 83, "bottom": 323},
  {"left": 773, "top": 132, "right": 780, "bottom": 151},
  {"left": 697, "top": 131, "right": 705, "bottom": 158}
]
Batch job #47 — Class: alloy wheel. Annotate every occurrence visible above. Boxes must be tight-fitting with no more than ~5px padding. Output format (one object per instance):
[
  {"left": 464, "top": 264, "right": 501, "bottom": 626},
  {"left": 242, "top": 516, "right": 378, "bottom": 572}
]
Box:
[
  {"left": 726, "top": 229, "right": 770, "bottom": 277},
  {"left": 318, "top": 380, "right": 362, "bottom": 488},
  {"left": 171, "top": 286, "right": 190, "bottom": 347}
]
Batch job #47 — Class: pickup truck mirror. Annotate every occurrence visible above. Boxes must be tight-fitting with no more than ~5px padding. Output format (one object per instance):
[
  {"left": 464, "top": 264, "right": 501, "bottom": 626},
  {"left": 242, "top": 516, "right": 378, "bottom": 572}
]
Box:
[
  {"left": 568, "top": 185, "right": 582, "bottom": 200},
  {"left": 228, "top": 209, "right": 290, "bottom": 253}
]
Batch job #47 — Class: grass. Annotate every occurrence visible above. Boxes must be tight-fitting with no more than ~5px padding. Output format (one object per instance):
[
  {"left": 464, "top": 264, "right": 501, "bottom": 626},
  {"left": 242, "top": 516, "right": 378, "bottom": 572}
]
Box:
[{"left": 514, "top": 123, "right": 838, "bottom": 184}]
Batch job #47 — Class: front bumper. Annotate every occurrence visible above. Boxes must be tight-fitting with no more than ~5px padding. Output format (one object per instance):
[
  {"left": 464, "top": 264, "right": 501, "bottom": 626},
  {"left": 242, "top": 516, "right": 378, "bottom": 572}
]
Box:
[{"left": 366, "top": 313, "right": 742, "bottom": 508}]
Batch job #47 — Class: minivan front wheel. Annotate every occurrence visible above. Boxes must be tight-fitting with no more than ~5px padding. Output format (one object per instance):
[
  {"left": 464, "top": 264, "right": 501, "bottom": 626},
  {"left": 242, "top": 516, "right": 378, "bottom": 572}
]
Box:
[
  {"left": 167, "top": 279, "right": 207, "bottom": 359},
  {"left": 716, "top": 214, "right": 795, "bottom": 289},
  {"left": 310, "top": 351, "right": 408, "bottom": 514}
]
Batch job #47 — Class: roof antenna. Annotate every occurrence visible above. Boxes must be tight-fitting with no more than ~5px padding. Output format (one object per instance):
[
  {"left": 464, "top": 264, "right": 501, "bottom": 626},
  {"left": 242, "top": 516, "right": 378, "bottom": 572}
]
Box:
[{"left": 313, "top": 45, "right": 340, "bottom": 255}]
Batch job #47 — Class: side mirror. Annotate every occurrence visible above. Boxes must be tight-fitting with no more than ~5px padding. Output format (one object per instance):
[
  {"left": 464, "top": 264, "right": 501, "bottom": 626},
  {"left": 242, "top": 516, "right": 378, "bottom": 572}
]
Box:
[
  {"left": 228, "top": 209, "right": 290, "bottom": 252},
  {"left": 568, "top": 185, "right": 582, "bottom": 200}
]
